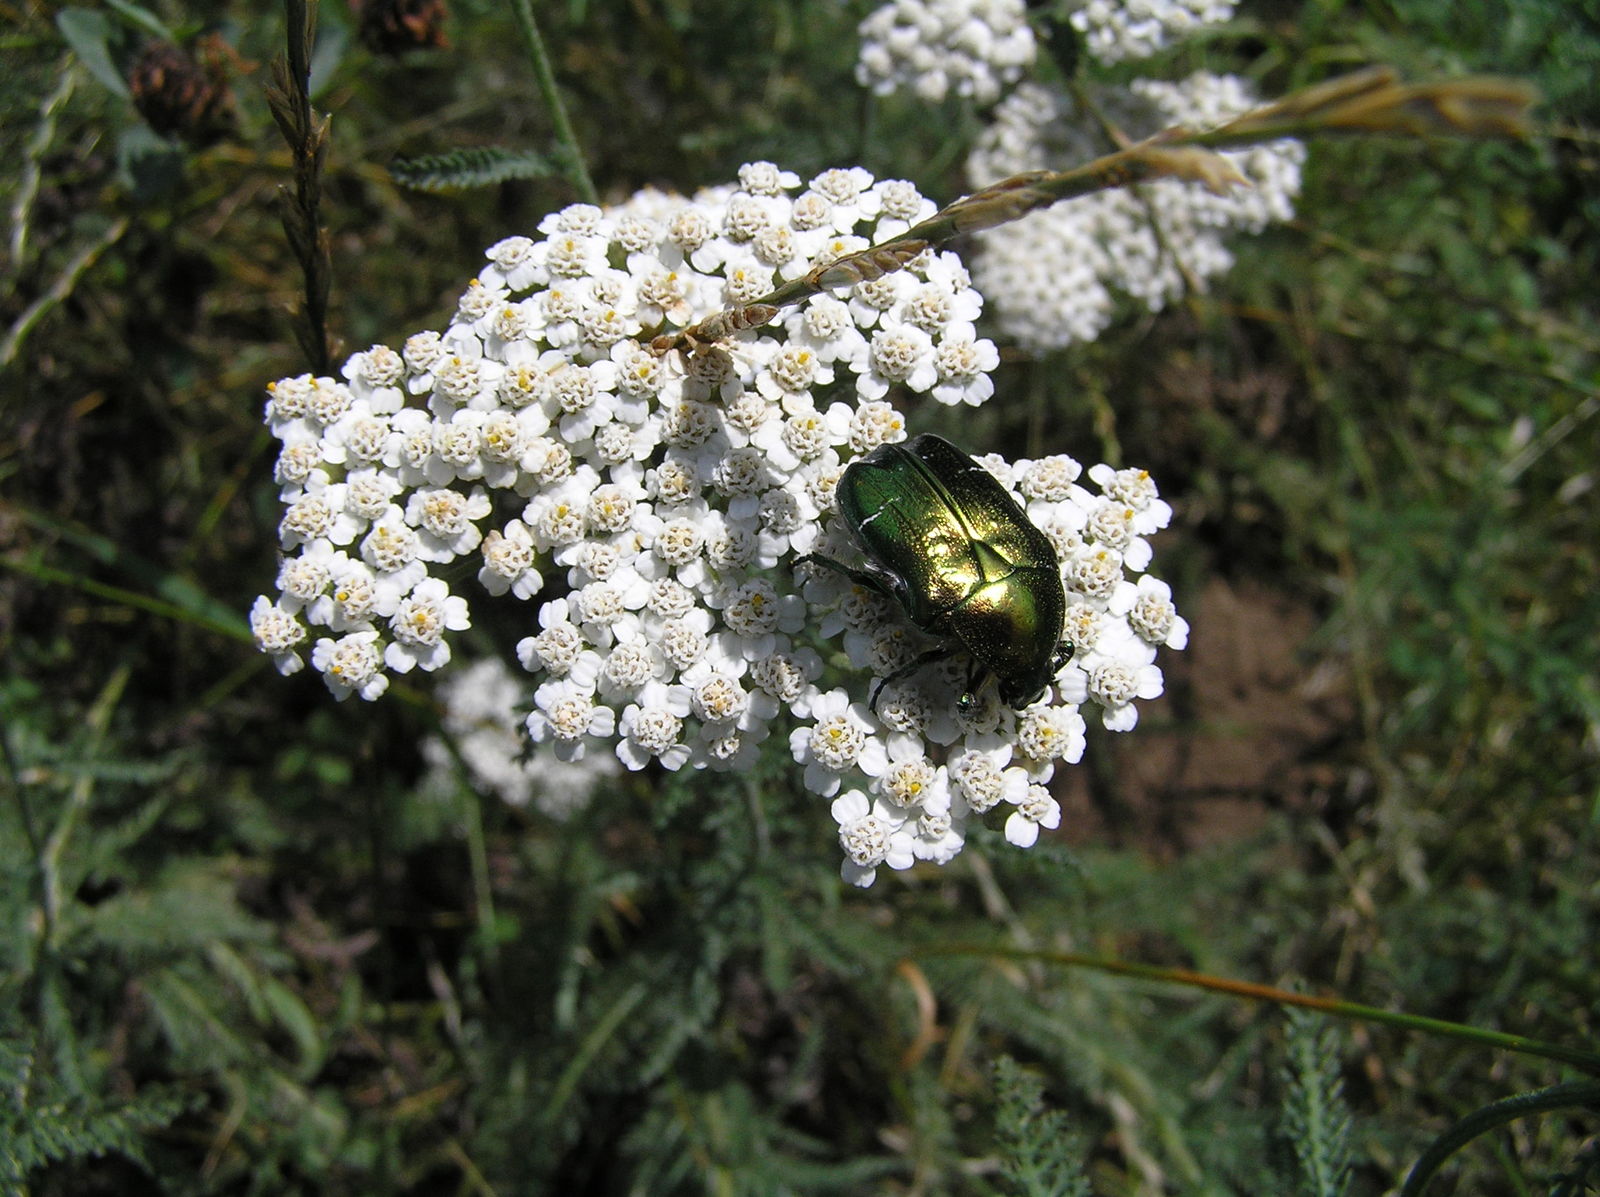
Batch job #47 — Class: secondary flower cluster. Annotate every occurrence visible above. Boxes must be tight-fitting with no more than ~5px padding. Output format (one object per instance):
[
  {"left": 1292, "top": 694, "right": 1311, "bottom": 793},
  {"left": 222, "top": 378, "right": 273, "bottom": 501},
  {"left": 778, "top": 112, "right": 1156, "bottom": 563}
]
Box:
[
  {"left": 966, "top": 73, "right": 1304, "bottom": 351},
  {"left": 418, "top": 656, "right": 620, "bottom": 818},
  {"left": 855, "top": 0, "right": 1036, "bottom": 104},
  {"left": 1068, "top": 0, "right": 1238, "bottom": 65},
  {"left": 250, "top": 161, "right": 1187, "bottom": 884}
]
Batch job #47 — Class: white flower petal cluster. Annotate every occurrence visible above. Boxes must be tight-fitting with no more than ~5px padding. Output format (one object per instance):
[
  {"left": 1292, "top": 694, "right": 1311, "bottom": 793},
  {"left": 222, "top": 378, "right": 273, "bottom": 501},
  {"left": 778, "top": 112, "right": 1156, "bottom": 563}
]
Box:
[
  {"left": 856, "top": 0, "right": 1037, "bottom": 105},
  {"left": 967, "top": 74, "right": 1305, "bottom": 353},
  {"left": 1068, "top": 0, "right": 1237, "bottom": 65},
  {"left": 252, "top": 160, "right": 1184, "bottom": 886},
  {"left": 420, "top": 656, "right": 620, "bottom": 817}
]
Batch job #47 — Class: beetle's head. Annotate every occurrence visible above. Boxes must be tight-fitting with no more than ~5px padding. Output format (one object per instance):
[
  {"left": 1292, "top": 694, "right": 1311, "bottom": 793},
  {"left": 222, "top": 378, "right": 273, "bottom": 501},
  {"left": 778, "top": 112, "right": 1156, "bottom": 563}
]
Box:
[
  {"left": 958, "top": 667, "right": 1040, "bottom": 714},
  {"left": 993, "top": 638, "right": 1075, "bottom": 710},
  {"left": 996, "top": 673, "right": 1048, "bottom": 710}
]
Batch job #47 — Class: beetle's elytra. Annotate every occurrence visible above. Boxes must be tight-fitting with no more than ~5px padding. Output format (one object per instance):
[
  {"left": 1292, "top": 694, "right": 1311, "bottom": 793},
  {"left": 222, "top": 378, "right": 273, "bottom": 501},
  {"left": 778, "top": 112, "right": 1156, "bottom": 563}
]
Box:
[{"left": 801, "top": 433, "right": 1072, "bottom": 711}]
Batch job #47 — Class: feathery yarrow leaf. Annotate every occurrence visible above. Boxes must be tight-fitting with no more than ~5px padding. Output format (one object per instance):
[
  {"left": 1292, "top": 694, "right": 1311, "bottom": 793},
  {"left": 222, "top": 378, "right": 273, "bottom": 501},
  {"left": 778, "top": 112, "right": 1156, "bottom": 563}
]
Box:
[
  {"left": 391, "top": 146, "right": 558, "bottom": 193},
  {"left": 1280, "top": 1011, "right": 1353, "bottom": 1197},
  {"left": 0, "top": 1038, "right": 194, "bottom": 1185},
  {"left": 1549, "top": 1136, "right": 1600, "bottom": 1197},
  {"left": 993, "top": 1055, "right": 1092, "bottom": 1197}
]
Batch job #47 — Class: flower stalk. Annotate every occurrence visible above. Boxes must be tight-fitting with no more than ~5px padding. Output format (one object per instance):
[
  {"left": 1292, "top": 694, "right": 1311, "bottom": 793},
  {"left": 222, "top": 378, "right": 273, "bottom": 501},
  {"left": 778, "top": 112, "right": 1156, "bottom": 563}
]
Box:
[
  {"left": 508, "top": 0, "right": 598, "bottom": 206},
  {"left": 267, "top": 0, "right": 334, "bottom": 375},
  {"left": 926, "top": 944, "right": 1600, "bottom": 1075},
  {"left": 656, "top": 68, "right": 1537, "bottom": 356}
]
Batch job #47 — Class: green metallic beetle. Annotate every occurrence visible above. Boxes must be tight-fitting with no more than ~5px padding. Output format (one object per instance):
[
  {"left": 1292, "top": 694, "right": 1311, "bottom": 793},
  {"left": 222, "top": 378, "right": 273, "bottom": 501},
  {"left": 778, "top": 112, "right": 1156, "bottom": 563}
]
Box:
[{"left": 800, "top": 433, "right": 1073, "bottom": 711}]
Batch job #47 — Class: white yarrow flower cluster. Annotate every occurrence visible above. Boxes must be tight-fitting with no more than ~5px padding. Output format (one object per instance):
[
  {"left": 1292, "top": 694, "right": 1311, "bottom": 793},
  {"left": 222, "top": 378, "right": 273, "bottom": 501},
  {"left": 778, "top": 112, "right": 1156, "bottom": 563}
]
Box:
[
  {"left": 856, "top": 0, "right": 1037, "bottom": 104},
  {"left": 1068, "top": 0, "right": 1238, "bottom": 65},
  {"left": 966, "top": 73, "right": 1304, "bottom": 353},
  {"left": 252, "top": 160, "right": 1186, "bottom": 886}
]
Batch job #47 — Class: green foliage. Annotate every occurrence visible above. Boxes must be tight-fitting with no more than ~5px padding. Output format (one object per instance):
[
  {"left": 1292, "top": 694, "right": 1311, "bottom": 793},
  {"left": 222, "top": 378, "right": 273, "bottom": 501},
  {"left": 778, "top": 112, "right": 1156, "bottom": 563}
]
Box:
[
  {"left": 1366, "top": 0, "right": 1600, "bottom": 120},
  {"left": 992, "top": 1056, "right": 1093, "bottom": 1197},
  {"left": 0, "top": 1034, "right": 193, "bottom": 1187},
  {"left": 55, "top": 9, "right": 132, "bottom": 98},
  {"left": 389, "top": 145, "right": 557, "bottom": 193},
  {"left": 1399, "top": 1082, "right": 1600, "bottom": 1197},
  {"left": 1550, "top": 1137, "right": 1600, "bottom": 1197},
  {"left": 1279, "top": 1012, "right": 1353, "bottom": 1197}
]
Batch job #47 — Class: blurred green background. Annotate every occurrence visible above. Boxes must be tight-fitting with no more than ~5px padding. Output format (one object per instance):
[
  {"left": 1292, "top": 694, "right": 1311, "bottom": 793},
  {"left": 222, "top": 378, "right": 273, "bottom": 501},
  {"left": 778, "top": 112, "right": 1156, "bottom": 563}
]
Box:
[{"left": 2, "top": 0, "right": 1596, "bottom": 1193}]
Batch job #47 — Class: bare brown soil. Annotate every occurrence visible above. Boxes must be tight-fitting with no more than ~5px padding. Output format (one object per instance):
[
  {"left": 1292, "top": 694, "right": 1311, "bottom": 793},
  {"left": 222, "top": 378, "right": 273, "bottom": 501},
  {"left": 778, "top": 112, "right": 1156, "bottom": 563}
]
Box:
[{"left": 1059, "top": 577, "right": 1354, "bottom": 853}]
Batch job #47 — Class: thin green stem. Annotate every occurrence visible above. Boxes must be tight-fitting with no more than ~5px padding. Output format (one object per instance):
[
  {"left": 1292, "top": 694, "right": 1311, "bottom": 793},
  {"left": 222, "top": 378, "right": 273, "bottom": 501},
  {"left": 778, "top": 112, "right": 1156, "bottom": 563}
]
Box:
[
  {"left": 29, "top": 664, "right": 132, "bottom": 1098},
  {"left": 0, "top": 706, "right": 42, "bottom": 862},
  {"left": 270, "top": 0, "right": 334, "bottom": 374},
  {"left": 542, "top": 982, "right": 649, "bottom": 1124},
  {"left": 1400, "top": 1081, "right": 1600, "bottom": 1197},
  {"left": 508, "top": 0, "right": 597, "bottom": 206},
  {"left": 8, "top": 55, "right": 76, "bottom": 277},
  {"left": 435, "top": 721, "right": 501, "bottom": 971},
  {"left": 463, "top": 786, "right": 499, "bottom": 969},
  {"left": 0, "top": 553, "right": 252, "bottom": 644},
  {"left": 1, "top": 216, "right": 128, "bottom": 369},
  {"left": 37, "top": 667, "right": 130, "bottom": 951},
  {"left": 921, "top": 945, "right": 1600, "bottom": 1076}
]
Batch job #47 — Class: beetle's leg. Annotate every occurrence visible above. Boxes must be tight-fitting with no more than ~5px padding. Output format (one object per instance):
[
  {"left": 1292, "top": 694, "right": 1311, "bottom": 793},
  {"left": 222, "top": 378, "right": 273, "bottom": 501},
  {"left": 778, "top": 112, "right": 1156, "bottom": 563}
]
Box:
[
  {"left": 954, "top": 659, "right": 992, "bottom": 717},
  {"left": 869, "top": 643, "right": 957, "bottom": 714},
  {"left": 792, "top": 552, "right": 893, "bottom": 598},
  {"left": 795, "top": 554, "right": 961, "bottom": 712}
]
